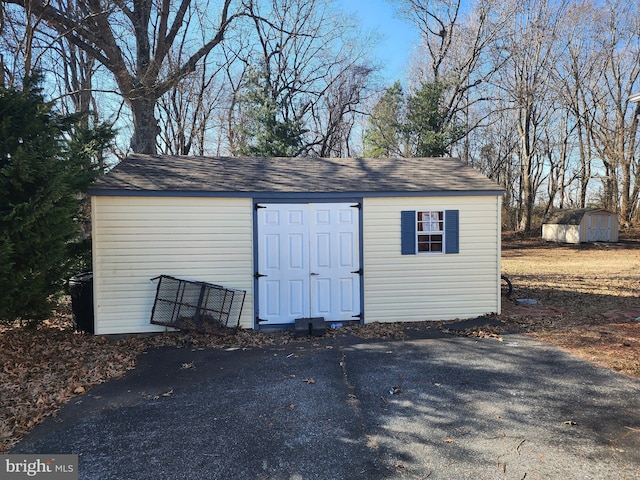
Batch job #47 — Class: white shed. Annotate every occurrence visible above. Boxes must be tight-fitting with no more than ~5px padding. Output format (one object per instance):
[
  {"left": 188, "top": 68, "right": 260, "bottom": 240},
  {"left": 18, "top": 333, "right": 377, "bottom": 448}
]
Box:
[
  {"left": 542, "top": 208, "right": 619, "bottom": 244},
  {"left": 89, "top": 155, "right": 503, "bottom": 335}
]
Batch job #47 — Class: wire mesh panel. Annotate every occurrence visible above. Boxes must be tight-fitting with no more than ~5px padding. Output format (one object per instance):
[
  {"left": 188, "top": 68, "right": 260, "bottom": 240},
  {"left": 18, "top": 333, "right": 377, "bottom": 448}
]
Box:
[{"left": 150, "top": 275, "right": 245, "bottom": 333}]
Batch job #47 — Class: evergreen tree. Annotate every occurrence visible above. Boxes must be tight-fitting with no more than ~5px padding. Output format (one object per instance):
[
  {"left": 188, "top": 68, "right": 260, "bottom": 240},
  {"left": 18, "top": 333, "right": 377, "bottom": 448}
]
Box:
[
  {"left": 233, "top": 67, "right": 303, "bottom": 157},
  {"left": 0, "top": 79, "right": 103, "bottom": 323},
  {"left": 405, "top": 81, "right": 465, "bottom": 157},
  {"left": 363, "top": 82, "right": 406, "bottom": 157},
  {"left": 363, "top": 80, "right": 465, "bottom": 158}
]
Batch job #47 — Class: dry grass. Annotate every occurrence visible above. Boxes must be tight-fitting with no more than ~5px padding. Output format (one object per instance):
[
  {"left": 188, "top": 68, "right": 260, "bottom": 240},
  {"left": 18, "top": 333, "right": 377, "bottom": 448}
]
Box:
[{"left": 500, "top": 231, "right": 640, "bottom": 378}]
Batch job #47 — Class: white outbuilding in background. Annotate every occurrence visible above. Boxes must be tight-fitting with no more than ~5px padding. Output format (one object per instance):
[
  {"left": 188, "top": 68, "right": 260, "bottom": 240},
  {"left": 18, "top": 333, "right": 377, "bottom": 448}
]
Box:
[{"left": 542, "top": 208, "right": 619, "bottom": 244}]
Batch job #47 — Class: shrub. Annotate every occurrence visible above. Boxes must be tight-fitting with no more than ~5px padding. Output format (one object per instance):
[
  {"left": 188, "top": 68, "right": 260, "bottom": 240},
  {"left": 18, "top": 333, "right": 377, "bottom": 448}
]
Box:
[{"left": 0, "top": 79, "right": 104, "bottom": 324}]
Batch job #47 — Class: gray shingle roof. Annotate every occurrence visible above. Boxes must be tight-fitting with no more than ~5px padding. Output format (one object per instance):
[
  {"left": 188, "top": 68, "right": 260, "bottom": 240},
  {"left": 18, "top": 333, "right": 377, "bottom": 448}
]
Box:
[
  {"left": 90, "top": 154, "right": 502, "bottom": 196},
  {"left": 544, "top": 208, "right": 613, "bottom": 225}
]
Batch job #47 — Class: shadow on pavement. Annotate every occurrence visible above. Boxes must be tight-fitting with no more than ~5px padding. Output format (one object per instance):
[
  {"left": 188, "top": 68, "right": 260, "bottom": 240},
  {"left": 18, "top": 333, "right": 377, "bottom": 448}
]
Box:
[{"left": 12, "top": 329, "right": 640, "bottom": 480}]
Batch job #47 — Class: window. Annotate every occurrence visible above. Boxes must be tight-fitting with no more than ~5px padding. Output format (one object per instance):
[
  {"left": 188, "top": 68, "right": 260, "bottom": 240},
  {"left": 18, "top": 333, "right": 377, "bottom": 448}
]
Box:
[
  {"left": 417, "top": 211, "right": 444, "bottom": 252},
  {"left": 401, "top": 210, "right": 459, "bottom": 255}
]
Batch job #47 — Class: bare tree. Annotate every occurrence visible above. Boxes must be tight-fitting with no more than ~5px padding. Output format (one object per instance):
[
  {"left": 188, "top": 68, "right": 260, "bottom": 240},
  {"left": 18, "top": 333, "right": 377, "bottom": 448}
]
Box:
[
  {"left": 492, "top": 0, "right": 570, "bottom": 231},
  {"left": 551, "top": 0, "right": 603, "bottom": 209},
  {"left": 2, "top": 1, "right": 107, "bottom": 123},
  {"left": 586, "top": 0, "right": 640, "bottom": 223},
  {"left": 157, "top": 65, "right": 226, "bottom": 156},
  {"left": 55, "top": 39, "right": 98, "bottom": 124},
  {"left": 396, "top": 0, "right": 510, "bottom": 160},
  {"left": 0, "top": 1, "right": 49, "bottom": 87},
  {"left": 226, "top": 0, "right": 376, "bottom": 157},
  {"left": 309, "top": 64, "right": 373, "bottom": 157},
  {"left": 4, "top": 0, "right": 247, "bottom": 154},
  {"left": 393, "top": 0, "right": 460, "bottom": 82}
]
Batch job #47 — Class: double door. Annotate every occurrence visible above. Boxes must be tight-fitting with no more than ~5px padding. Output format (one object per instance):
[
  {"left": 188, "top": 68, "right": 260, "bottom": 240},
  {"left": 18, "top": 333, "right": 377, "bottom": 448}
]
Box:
[
  {"left": 586, "top": 214, "right": 612, "bottom": 242},
  {"left": 256, "top": 203, "right": 361, "bottom": 325}
]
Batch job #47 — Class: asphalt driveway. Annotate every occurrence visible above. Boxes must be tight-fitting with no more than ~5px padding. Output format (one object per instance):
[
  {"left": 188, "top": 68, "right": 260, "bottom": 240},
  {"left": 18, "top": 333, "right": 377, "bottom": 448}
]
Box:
[{"left": 12, "top": 328, "right": 640, "bottom": 479}]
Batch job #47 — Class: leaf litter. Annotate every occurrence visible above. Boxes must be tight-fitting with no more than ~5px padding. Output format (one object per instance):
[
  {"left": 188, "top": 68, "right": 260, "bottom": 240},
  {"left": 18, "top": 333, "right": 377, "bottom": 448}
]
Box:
[
  {"left": 3, "top": 234, "right": 640, "bottom": 452},
  {"left": 0, "top": 302, "right": 428, "bottom": 452}
]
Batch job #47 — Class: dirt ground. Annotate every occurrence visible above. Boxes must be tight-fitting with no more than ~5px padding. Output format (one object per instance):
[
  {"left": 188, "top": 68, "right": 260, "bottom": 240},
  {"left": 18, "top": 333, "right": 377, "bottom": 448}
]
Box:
[{"left": 1, "top": 232, "right": 640, "bottom": 453}]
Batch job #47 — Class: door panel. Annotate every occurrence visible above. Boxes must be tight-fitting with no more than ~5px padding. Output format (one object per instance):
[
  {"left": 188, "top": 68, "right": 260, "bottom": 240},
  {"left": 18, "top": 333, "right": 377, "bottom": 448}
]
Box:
[
  {"left": 257, "top": 203, "right": 360, "bottom": 324},
  {"left": 257, "top": 205, "right": 310, "bottom": 324},
  {"left": 313, "top": 278, "right": 332, "bottom": 316},
  {"left": 309, "top": 204, "right": 360, "bottom": 322},
  {"left": 288, "top": 280, "right": 305, "bottom": 316}
]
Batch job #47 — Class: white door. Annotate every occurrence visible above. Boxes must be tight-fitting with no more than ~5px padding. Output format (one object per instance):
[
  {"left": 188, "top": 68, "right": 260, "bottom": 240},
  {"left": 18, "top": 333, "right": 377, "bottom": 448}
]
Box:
[
  {"left": 587, "top": 214, "right": 611, "bottom": 242},
  {"left": 257, "top": 203, "right": 360, "bottom": 325}
]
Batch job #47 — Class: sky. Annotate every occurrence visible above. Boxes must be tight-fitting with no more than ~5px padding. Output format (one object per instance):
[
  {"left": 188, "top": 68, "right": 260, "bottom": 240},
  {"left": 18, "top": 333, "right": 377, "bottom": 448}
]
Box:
[{"left": 337, "top": 0, "right": 420, "bottom": 84}]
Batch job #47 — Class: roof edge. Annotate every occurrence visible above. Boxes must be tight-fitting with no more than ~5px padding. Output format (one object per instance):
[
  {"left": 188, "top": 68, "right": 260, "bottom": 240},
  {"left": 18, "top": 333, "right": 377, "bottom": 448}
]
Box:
[{"left": 88, "top": 189, "right": 505, "bottom": 199}]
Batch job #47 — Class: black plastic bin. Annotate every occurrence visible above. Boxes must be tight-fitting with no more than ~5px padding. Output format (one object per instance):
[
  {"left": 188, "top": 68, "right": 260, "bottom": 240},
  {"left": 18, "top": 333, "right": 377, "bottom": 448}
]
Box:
[{"left": 69, "top": 272, "right": 94, "bottom": 333}]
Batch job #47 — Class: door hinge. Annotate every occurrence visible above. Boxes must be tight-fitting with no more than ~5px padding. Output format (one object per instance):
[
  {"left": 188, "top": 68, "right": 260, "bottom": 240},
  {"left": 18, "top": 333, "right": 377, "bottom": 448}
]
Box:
[
  {"left": 257, "top": 316, "right": 268, "bottom": 323},
  {"left": 352, "top": 313, "right": 363, "bottom": 319},
  {"left": 255, "top": 272, "right": 267, "bottom": 279},
  {"left": 255, "top": 204, "right": 267, "bottom": 210},
  {"left": 351, "top": 268, "right": 363, "bottom": 275},
  {"left": 351, "top": 203, "right": 362, "bottom": 209}
]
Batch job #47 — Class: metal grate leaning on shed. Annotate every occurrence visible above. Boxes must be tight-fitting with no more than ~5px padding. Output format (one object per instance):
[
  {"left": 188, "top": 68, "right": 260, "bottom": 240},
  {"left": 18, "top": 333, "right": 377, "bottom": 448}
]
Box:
[{"left": 150, "top": 275, "right": 245, "bottom": 333}]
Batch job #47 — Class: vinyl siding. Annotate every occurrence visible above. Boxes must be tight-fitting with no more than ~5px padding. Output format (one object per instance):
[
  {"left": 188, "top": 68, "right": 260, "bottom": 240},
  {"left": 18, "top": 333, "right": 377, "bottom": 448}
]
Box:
[
  {"left": 92, "top": 196, "right": 253, "bottom": 334},
  {"left": 362, "top": 196, "right": 501, "bottom": 323}
]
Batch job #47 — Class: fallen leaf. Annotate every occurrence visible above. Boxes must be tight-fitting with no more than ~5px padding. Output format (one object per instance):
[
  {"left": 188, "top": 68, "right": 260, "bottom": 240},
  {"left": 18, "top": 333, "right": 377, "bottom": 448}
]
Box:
[
  {"left": 444, "top": 438, "right": 455, "bottom": 443},
  {"left": 563, "top": 420, "right": 577, "bottom": 426},
  {"left": 302, "top": 378, "right": 316, "bottom": 384},
  {"left": 73, "top": 386, "right": 85, "bottom": 394},
  {"left": 161, "top": 388, "right": 174, "bottom": 397},
  {"left": 3, "top": 260, "right": 640, "bottom": 457}
]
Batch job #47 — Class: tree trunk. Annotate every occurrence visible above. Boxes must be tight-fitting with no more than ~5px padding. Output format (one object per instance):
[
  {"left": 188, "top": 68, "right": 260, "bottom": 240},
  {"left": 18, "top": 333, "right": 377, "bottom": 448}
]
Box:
[
  {"left": 620, "top": 159, "right": 631, "bottom": 223},
  {"left": 519, "top": 167, "right": 534, "bottom": 232},
  {"left": 130, "top": 97, "right": 159, "bottom": 154},
  {"left": 621, "top": 103, "right": 640, "bottom": 223},
  {"left": 577, "top": 120, "right": 590, "bottom": 208}
]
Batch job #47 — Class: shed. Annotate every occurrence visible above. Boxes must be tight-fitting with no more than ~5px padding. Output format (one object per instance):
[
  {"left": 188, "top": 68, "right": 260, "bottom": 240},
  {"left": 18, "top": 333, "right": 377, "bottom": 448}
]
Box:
[
  {"left": 542, "top": 208, "right": 619, "bottom": 244},
  {"left": 89, "top": 154, "right": 504, "bottom": 335}
]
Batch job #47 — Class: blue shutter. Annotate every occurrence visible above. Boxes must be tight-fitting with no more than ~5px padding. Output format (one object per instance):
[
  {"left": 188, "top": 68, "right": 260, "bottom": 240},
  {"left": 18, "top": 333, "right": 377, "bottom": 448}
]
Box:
[
  {"left": 445, "top": 210, "right": 459, "bottom": 254},
  {"left": 401, "top": 210, "right": 416, "bottom": 255}
]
